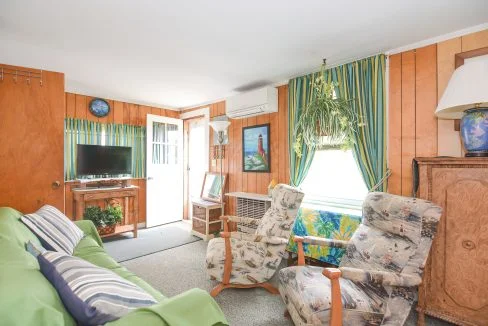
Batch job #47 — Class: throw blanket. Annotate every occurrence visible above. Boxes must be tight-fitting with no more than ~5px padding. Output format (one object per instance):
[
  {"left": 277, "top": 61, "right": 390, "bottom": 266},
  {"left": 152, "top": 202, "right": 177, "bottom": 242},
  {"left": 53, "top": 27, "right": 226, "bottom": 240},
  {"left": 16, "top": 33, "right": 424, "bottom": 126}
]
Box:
[
  {"left": 287, "top": 207, "right": 361, "bottom": 265},
  {"left": 107, "top": 289, "right": 228, "bottom": 326}
]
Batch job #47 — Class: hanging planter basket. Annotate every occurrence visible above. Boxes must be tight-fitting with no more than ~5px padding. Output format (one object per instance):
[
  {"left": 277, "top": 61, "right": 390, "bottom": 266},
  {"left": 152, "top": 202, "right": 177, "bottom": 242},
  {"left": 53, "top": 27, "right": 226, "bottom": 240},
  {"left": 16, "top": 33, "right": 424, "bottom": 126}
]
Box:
[{"left": 293, "top": 60, "right": 359, "bottom": 155}]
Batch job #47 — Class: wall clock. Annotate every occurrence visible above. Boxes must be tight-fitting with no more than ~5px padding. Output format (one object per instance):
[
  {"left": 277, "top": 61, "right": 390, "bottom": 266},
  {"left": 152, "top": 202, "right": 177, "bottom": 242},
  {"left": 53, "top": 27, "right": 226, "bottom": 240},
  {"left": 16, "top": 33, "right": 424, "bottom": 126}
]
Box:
[{"left": 89, "top": 98, "right": 110, "bottom": 118}]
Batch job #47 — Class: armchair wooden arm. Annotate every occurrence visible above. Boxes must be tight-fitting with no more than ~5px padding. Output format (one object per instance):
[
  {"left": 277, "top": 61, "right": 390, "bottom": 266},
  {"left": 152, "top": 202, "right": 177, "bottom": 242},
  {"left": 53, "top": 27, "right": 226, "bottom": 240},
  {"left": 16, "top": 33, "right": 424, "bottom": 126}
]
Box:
[
  {"left": 298, "top": 235, "right": 350, "bottom": 248},
  {"left": 339, "top": 266, "right": 422, "bottom": 287},
  {"left": 220, "top": 215, "right": 260, "bottom": 225},
  {"left": 294, "top": 235, "right": 349, "bottom": 266},
  {"left": 323, "top": 268, "right": 343, "bottom": 326},
  {"left": 294, "top": 236, "right": 306, "bottom": 266},
  {"left": 222, "top": 232, "right": 288, "bottom": 245},
  {"left": 220, "top": 215, "right": 260, "bottom": 233}
]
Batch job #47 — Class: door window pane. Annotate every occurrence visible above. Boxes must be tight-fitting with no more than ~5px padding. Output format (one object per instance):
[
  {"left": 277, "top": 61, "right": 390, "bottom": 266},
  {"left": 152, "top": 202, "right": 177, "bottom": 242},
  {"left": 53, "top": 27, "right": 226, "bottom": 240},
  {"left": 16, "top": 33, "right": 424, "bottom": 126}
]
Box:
[{"left": 152, "top": 122, "right": 179, "bottom": 165}]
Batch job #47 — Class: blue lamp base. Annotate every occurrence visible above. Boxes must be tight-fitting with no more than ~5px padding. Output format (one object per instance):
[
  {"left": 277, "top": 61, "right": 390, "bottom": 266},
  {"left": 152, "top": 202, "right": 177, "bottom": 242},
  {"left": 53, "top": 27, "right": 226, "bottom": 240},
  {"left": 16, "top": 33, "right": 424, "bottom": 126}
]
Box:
[{"left": 460, "top": 108, "right": 488, "bottom": 157}]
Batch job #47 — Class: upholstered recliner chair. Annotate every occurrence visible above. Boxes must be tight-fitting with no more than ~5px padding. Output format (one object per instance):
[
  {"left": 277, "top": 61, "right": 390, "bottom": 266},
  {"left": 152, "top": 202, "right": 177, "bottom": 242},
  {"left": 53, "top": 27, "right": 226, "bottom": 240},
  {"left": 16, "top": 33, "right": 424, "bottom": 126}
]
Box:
[
  {"left": 279, "top": 192, "right": 442, "bottom": 326},
  {"left": 206, "top": 184, "right": 304, "bottom": 297}
]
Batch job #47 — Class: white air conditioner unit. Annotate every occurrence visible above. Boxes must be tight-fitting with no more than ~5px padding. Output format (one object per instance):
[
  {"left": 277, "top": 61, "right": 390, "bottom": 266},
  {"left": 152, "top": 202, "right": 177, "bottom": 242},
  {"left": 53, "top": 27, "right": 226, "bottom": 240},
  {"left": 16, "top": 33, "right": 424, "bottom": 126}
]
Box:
[{"left": 226, "top": 86, "right": 278, "bottom": 119}]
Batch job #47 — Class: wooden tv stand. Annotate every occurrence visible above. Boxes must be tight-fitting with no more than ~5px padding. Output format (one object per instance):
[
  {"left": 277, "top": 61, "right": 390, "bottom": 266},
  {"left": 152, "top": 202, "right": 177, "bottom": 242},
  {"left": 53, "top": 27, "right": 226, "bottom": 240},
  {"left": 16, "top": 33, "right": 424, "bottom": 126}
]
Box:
[{"left": 72, "top": 185, "right": 138, "bottom": 238}]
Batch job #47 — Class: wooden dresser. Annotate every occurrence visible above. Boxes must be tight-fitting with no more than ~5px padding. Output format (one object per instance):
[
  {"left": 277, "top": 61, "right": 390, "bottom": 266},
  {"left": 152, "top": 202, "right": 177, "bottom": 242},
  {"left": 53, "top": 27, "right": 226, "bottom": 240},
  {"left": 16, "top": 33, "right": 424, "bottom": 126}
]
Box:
[{"left": 415, "top": 157, "right": 488, "bottom": 326}]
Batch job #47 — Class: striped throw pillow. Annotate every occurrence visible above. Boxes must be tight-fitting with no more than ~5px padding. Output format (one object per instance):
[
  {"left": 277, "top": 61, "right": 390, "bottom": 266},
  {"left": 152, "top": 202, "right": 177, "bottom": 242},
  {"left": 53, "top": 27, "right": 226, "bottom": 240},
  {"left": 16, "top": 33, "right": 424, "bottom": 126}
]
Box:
[
  {"left": 21, "top": 205, "right": 84, "bottom": 255},
  {"left": 37, "top": 250, "right": 157, "bottom": 325}
]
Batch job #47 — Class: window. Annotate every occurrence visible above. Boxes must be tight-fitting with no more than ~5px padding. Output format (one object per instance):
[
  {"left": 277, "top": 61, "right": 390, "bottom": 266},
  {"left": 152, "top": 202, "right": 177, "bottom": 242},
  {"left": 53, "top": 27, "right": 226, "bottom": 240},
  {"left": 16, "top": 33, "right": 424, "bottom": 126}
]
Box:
[{"left": 300, "top": 148, "right": 368, "bottom": 212}]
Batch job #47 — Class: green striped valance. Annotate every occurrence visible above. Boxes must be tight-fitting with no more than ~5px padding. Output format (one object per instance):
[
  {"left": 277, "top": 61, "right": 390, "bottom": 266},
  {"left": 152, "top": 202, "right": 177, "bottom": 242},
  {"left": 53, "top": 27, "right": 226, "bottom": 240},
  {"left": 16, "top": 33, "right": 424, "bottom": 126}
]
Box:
[{"left": 64, "top": 118, "right": 146, "bottom": 180}]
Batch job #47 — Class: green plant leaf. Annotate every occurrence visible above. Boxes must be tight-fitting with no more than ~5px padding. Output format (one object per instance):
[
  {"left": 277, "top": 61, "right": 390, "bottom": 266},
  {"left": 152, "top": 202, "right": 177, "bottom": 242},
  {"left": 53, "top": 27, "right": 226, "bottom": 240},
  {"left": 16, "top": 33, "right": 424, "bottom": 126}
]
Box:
[
  {"left": 293, "top": 66, "right": 361, "bottom": 152},
  {"left": 83, "top": 205, "right": 123, "bottom": 227}
]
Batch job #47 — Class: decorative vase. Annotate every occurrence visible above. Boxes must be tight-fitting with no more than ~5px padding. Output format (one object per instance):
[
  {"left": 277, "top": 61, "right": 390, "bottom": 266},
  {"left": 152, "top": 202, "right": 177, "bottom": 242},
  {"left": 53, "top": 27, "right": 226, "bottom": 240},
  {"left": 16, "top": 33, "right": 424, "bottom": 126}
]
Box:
[
  {"left": 97, "top": 225, "right": 116, "bottom": 236},
  {"left": 460, "top": 108, "right": 488, "bottom": 157}
]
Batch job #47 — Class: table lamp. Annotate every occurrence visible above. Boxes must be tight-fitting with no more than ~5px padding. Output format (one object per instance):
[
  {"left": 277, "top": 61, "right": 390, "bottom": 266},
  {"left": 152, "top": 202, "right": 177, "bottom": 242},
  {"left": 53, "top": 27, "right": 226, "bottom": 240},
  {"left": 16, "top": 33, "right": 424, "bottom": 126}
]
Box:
[{"left": 435, "top": 55, "right": 488, "bottom": 157}]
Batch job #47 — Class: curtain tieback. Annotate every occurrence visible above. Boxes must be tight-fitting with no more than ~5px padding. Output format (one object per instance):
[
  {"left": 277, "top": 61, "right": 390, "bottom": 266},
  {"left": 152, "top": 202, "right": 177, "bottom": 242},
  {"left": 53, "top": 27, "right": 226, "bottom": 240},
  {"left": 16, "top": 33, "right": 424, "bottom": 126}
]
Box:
[{"left": 369, "top": 169, "right": 391, "bottom": 192}]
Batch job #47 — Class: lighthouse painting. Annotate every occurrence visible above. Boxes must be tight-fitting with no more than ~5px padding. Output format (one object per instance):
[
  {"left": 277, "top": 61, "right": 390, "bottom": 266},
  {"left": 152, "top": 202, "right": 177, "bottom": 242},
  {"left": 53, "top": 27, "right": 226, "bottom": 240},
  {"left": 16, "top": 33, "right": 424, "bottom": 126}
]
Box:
[{"left": 242, "top": 124, "right": 270, "bottom": 172}]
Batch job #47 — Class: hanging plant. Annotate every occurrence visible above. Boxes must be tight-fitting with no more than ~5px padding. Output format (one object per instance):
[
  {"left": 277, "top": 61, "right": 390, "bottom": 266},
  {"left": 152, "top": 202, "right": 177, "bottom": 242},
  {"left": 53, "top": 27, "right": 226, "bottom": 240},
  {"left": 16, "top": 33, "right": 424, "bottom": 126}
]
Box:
[{"left": 294, "top": 62, "right": 360, "bottom": 156}]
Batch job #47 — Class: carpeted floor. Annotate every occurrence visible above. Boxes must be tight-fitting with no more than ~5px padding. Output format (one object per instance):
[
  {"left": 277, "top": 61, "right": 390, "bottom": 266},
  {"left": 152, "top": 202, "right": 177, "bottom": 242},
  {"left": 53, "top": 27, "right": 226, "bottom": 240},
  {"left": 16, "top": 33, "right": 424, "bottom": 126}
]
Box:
[
  {"left": 121, "top": 240, "right": 454, "bottom": 326},
  {"left": 103, "top": 221, "right": 201, "bottom": 262}
]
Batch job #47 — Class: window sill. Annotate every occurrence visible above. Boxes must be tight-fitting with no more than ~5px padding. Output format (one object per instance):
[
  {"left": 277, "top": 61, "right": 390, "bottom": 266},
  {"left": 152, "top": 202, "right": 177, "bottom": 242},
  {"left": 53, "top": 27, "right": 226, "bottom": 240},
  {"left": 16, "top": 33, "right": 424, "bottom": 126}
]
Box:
[{"left": 301, "top": 197, "right": 363, "bottom": 216}]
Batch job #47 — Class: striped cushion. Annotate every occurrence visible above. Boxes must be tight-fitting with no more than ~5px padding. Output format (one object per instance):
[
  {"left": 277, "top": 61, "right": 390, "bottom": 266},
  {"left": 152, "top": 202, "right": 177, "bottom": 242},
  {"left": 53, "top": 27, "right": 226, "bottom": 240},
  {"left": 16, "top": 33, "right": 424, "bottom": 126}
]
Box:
[
  {"left": 38, "top": 250, "right": 157, "bottom": 325},
  {"left": 21, "top": 205, "right": 84, "bottom": 255}
]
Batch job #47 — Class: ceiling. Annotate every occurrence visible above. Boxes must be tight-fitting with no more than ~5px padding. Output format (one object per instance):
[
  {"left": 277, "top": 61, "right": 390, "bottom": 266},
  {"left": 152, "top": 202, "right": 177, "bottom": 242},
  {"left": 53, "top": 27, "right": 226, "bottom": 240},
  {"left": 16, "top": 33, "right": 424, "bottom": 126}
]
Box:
[{"left": 0, "top": 1, "right": 487, "bottom": 109}]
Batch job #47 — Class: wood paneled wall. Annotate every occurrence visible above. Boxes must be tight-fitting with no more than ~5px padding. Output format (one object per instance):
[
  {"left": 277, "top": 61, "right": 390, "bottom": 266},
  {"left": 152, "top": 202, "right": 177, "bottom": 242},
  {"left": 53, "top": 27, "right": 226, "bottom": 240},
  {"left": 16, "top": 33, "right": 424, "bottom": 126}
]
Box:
[
  {"left": 64, "top": 92, "right": 178, "bottom": 223},
  {"left": 388, "top": 45, "right": 438, "bottom": 196},
  {"left": 388, "top": 29, "right": 488, "bottom": 196},
  {"left": 182, "top": 85, "right": 290, "bottom": 216}
]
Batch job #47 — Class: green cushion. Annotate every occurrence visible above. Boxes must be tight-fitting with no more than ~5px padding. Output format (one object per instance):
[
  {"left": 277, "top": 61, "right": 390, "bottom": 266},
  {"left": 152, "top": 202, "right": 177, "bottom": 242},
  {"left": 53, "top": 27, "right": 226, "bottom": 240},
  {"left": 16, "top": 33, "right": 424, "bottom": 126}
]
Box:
[{"left": 0, "top": 207, "right": 75, "bottom": 326}]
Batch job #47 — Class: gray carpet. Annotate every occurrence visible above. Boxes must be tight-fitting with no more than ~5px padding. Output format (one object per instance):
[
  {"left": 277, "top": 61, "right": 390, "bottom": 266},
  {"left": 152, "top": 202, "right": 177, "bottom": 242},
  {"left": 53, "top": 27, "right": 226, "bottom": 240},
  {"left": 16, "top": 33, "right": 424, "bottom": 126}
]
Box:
[
  {"left": 103, "top": 221, "right": 201, "bottom": 262},
  {"left": 121, "top": 241, "right": 454, "bottom": 326}
]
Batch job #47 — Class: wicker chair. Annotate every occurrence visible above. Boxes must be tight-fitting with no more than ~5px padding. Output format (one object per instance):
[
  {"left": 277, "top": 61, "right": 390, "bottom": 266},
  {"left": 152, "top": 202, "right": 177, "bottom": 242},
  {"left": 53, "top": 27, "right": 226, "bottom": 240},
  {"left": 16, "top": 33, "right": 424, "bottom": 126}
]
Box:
[
  {"left": 205, "top": 184, "right": 304, "bottom": 296},
  {"left": 278, "top": 192, "right": 442, "bottom": 326}
]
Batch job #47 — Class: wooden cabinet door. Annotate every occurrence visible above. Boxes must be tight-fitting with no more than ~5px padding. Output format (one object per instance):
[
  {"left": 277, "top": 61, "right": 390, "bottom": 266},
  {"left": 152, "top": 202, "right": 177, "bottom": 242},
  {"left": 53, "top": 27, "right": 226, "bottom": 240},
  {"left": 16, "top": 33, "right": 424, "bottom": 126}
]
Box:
[
  {"left": 418, "top": 160, "right": 488, "bottom": 325},
  {"left": 0, "top": 65, "right": 65, "bottom": 213}
]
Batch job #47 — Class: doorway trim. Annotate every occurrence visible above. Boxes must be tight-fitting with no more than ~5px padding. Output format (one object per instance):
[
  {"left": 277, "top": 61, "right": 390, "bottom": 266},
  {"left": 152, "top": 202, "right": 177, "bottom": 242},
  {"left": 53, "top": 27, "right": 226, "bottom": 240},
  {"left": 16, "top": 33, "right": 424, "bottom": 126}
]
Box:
[
  {"left": 180, "top": 107, "right": 210, "bottom": 171},
  {"left": 180, "top": 108, "right": 210, "bottom": 220}
]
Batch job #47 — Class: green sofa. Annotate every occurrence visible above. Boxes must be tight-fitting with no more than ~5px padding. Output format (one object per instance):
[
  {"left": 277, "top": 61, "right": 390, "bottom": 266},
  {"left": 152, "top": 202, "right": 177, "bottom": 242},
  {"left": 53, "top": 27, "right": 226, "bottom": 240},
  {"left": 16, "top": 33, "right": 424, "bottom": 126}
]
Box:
[{"left": 0, "top": 207, "right": 228, "bottom": 326}]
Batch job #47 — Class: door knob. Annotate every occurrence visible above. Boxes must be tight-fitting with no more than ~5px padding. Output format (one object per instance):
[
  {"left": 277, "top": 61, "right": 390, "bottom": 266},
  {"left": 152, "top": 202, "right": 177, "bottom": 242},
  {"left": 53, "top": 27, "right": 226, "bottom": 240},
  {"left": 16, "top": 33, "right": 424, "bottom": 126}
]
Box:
[
  {"left": 147, "top": 177, "right": 154, "bottom": 180},
  {"left": 52, "top": 181, "right": 61, "bottom": 189}
]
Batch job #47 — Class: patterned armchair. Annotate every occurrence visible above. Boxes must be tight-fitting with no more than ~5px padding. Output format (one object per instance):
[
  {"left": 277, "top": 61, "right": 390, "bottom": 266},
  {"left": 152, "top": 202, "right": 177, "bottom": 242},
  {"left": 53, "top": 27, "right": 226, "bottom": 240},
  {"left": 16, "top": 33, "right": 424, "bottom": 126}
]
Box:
[
  {"left": 278, "top": 192, "right": 442, "bottom": 326},
  {"left": 206, "top": 184, "right": 304, "bottom": 297}
]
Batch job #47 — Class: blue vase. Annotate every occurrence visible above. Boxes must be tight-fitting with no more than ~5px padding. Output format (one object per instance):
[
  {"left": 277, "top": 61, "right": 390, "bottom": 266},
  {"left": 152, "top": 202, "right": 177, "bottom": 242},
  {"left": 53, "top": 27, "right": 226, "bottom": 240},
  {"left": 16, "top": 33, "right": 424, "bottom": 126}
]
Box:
[{"left": 460, "top": 108, "right": 488, "bottom": 157}]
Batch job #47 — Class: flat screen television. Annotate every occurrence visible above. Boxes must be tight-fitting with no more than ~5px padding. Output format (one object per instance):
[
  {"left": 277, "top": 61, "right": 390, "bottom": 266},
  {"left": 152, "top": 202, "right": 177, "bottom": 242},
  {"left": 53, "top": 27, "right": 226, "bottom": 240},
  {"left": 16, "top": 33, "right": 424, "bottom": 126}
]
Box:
[{"left": 77, "top": 144, "right": 132, "bottom": 177}]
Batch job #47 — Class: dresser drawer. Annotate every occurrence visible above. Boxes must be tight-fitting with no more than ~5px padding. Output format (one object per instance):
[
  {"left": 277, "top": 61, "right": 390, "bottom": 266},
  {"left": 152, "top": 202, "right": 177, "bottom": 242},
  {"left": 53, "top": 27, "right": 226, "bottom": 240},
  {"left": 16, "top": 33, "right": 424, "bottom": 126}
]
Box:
[
  {"left": 193, "top": 204, "right": 207, "bottom": 219},
  {"left": 192, "top": 218, "right": 221, "bottom": 235}
]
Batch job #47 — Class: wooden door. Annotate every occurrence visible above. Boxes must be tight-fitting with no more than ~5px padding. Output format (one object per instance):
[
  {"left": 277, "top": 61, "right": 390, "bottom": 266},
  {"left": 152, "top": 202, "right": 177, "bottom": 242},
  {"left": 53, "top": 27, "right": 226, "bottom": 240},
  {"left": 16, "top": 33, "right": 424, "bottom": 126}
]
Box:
[{"left": 0, "top": 65, "right": 65, "bottom": 213}]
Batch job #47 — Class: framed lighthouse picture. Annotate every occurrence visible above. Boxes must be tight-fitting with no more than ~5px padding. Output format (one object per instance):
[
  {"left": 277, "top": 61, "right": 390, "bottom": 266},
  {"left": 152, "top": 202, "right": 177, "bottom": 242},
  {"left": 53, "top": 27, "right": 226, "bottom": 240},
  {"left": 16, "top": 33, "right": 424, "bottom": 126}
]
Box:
[{"left": 242, "top": 123, "right": 270, "bottom": 172}]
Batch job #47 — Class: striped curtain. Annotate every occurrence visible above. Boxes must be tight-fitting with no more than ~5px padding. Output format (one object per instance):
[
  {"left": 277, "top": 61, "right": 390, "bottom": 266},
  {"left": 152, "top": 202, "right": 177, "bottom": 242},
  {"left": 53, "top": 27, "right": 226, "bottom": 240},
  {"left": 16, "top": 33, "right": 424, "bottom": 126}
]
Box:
[
  {"left": 65, "top": 118, "right": 146, "bottom": 180},
  {"left": 104, "top": 123, "right": 146, "bottom": 178},
  {"left": 288, "top": 75, "right": 317, "bottom": 187},
  {"left": 288, "top": 54, "right": 387, "bottom": 191}
]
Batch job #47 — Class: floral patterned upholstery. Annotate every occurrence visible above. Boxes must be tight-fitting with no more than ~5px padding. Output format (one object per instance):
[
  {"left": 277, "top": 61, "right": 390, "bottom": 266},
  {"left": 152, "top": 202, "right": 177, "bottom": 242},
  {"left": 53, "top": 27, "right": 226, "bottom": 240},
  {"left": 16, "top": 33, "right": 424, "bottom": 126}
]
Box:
[
  {"left": 279, "top": 192, "right": 442, "bottom": 325},
  {"left": 206, "top": 184, "right": 305, "bottom": 285}
]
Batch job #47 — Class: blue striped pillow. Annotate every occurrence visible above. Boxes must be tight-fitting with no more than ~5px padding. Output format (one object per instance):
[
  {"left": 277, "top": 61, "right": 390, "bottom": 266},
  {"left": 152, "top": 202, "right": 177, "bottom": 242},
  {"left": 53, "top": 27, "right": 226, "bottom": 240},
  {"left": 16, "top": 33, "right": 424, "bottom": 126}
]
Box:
[
  {"left": 21, "top": 205, "right": 84, "bottom": 255},
  {"left": 36, "top": 249, "right": 157, "bottom": 325}
]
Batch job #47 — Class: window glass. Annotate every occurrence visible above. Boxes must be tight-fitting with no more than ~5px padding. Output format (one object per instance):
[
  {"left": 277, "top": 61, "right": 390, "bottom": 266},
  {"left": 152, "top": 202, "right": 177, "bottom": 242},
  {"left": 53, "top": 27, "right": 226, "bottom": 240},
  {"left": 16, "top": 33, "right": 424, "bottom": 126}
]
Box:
[{"left": 300, "top": 149, "right": 368, "bottom": 211}]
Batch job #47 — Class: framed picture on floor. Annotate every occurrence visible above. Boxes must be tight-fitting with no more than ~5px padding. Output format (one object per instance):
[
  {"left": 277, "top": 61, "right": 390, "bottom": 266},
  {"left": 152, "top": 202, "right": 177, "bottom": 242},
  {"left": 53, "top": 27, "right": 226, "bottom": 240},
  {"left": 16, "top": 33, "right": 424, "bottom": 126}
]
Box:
[{"left": 242, "top": 123, "right": 270, "bottom": 172}]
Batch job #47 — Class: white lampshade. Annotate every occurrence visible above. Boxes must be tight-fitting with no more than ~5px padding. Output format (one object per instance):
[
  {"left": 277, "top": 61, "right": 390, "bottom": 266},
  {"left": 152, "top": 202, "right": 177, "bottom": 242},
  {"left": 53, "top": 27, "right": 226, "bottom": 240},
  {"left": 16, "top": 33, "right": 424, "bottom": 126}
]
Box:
[
  {"left": 435, "top": 55, "right": 488, "bottom": 119},
  {"left": 209, "top": 120, "right": 231, "bottom": 132}
]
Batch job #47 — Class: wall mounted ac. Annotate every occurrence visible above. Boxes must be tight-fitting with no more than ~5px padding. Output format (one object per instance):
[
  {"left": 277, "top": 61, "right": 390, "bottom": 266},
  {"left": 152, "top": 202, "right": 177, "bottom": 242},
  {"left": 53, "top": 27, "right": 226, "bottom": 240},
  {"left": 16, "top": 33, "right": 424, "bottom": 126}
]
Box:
[{"left": 226, "top": 86, "right": 278, "bottom": 119}]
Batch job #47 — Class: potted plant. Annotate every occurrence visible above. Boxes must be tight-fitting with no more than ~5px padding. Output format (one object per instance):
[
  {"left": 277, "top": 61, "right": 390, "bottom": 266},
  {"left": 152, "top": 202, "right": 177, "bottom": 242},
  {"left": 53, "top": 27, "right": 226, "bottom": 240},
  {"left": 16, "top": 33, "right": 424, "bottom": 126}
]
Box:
[
  {"left": 293, "top": 62, "right": 360, "bottom": 156},
  {"left": 83, "top": 205, "right": 123, "bottom": 236}
]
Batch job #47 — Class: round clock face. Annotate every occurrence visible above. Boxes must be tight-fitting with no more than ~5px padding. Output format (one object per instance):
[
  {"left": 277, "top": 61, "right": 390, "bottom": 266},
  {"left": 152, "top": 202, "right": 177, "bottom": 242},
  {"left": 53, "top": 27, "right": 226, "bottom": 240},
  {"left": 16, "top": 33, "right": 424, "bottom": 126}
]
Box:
[{"left": 89, "top": 98, "right": 110, "bottom": 118}]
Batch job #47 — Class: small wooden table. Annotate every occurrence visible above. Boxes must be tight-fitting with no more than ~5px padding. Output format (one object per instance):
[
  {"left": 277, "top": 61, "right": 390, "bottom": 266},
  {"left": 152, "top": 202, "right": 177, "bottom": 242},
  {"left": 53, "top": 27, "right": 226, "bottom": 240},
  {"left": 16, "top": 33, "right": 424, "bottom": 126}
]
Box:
[
  {"left": 191, "top": 198, "right": 223, "bottom": 241},
  {"left": 72, "top": 186, "right": 138, "bottom": 238}
]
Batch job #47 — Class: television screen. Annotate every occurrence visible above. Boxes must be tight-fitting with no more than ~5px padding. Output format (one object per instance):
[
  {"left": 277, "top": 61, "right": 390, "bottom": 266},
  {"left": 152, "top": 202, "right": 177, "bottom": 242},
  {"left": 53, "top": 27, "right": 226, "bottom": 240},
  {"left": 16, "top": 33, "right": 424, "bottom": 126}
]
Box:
[{"left": 77, "top": 144, "right": 132, "bottom": 177}]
